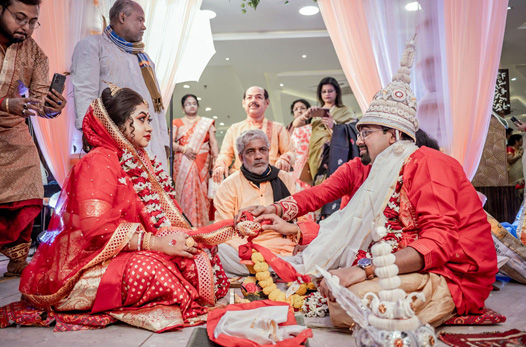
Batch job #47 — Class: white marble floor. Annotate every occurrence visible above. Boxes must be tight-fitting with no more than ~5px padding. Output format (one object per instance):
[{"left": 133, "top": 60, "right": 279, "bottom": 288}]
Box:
[{"left": 1, "top": 254, "right": 525, "bottom": 347}]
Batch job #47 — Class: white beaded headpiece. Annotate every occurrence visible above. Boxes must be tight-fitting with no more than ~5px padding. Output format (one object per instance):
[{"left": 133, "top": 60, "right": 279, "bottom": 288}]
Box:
[{"left": 357, "top": 39, "right": 419, "bottom": 140}]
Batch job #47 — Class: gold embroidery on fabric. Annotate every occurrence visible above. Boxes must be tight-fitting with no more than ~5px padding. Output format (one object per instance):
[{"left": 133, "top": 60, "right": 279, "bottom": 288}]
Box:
[
  {"left": 79, "top": 199, "right": 111, "bottom": 218},
  {"left": 194, "top": 251, "right": 215, "bottom": 305},
  {"left": 22, "top": 222, "right": 140, "bottom": 308},
  {"left": 108, "top": 305, "right": 184, "bottom": 332},
  {"left": 280, "top": 196, "right": 299, "bottom": 221},
  {"left": 55, "top": 262, "right": 109, "bottom": 311},
  {"left": 193, "top": 226, "right": 237, "bottom": 245},
  {"left": 0, "top": 242, "right": 30, "bottom": 261}
]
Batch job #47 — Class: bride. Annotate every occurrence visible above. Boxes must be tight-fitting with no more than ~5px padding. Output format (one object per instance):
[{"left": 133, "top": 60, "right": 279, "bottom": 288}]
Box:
[{"left": 14, "top": 85, "right": 232, "bottom": 332}]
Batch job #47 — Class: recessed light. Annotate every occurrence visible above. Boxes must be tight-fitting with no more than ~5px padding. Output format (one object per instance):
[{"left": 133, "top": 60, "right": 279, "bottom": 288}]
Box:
[
  {"left": 183, "top": 85, "right": 190, "bottom": 89},
  {"left": 280, "top": 83, "right": 284, "bottom": 87},
  {"left": 213, "top": 116, "right": 218, "bottom": 119},
  {"left": 302, "top": 54, "right": 307, "bottom": 59},
  {"left": 202, "top": 10, "right": 216, "bottom": 19},
  {"left": 512, "top": 78, "right": 517, "bottom": 81},
  {"left": 508, "top": 6, "right": 512, "bottom": 10},
  {"left": 405, "top": 2, "right": 421, "bottom": 11},
  {"left": 197, "top": 97, "right": 202, "bottom": 100},
  {"left": 220, "top": 131, "right": 224, "bottom": 134},
  {"left": 205, "top": 107, "right": 211, "bottom": 111},
  {"left": 225, "top": 57, "right": 230, "bottom": 61},
  {"left": 219, "top": 122, "right": 225, "bottom": 126},
  {"left": 299, "top": 6, "right": 319, "bottom": 16}
]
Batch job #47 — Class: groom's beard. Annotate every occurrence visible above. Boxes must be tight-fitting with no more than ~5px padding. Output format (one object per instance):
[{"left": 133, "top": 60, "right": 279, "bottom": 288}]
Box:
[{"left": 359, "top": 146, "right": 371, "bottom": 165}]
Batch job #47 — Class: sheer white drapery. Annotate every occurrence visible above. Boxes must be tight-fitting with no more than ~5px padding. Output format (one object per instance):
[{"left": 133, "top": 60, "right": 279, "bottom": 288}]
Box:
[
  {"left": 31, "top": 0, "right": 98, "bottom": 186},
  {"left": 318, "top": 0, "right": 508, "bottom": 179},
  {"left": 362, "top": 0, "right": 452, "bottom": 153},
  {"left": 317, "top": 0, "right": 382, "bottom": 113},
  {"left": 31, "top": 0, "right": 213, "bottom": 186}
]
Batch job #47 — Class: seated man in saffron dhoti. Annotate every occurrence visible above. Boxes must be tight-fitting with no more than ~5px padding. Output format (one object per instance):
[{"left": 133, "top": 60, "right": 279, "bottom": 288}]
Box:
[{"left": 214, "top": 129, "right": 318, "bottom": 276}]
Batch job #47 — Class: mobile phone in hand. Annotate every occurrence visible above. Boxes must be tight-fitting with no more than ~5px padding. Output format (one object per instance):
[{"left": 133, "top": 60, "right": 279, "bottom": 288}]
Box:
[
  {"left": 311, "top": 108, "right": 330, "bottom": 118},
  {"left": 44, "top": 73, "right": 66, "bottom": 107}
]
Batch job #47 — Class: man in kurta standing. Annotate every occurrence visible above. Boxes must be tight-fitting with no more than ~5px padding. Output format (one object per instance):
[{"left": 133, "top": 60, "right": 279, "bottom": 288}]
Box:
[
  {"left": 71, "top": 0, "right": 170, "bottom": 169},
  {"left": 0, "top": 0, "right": 66, "bottom": 276},
  {"left": 212, "top": 86, "right": 296, "bottom": 183}
]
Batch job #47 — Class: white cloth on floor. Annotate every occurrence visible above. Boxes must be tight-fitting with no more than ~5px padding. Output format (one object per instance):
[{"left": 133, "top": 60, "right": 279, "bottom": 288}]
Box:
[{"left": 213, "top": 305, "right": 308, "bottom": 344}]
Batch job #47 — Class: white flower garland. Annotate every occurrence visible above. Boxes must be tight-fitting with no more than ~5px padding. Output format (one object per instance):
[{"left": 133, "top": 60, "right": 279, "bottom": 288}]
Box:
[{"left": 120, "top": 149, "right": 173, "bottom": 229}]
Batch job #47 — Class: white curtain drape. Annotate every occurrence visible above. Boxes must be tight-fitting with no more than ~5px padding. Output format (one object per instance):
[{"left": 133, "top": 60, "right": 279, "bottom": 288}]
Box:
[
  {"left": 318, "top": 0, "right": 508, "bottom": 179},
  {"left": 31, "top": 0, "right": 98, "bottom": 185},
  {"left": 31, "top": 0, "right": 213, "bottom": 186},
  {"left": 362, "top": 0, "right": 452, "bottom": 155}
]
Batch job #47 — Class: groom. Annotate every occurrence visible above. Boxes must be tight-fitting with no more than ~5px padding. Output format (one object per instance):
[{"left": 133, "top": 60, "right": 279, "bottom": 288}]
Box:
[
  {"left": 243, "top": 41, "right": 497, "bottom": 328},
  {"left": 71, "top": 0, "right": 170, "bottom": 169}
]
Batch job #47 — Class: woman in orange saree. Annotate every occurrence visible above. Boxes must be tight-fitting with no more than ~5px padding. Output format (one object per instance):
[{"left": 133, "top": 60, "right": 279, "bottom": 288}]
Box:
[
  {"left": 172, "top": 94, "right": 218, "bottom": 227},
  {"left": 5, "top": 86, "right": 237, "bottom": 333}
]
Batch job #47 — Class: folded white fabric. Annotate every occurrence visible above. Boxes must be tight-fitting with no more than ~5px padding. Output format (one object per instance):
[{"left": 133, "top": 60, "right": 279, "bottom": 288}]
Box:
[{"left": 213, "top": 305, "right": 308, "bottom": 344}]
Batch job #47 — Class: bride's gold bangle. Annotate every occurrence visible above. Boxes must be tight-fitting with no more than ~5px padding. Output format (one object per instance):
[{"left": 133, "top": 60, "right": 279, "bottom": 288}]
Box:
[{"left": 143, "top": 232, "right": 152, "bottom": 251}]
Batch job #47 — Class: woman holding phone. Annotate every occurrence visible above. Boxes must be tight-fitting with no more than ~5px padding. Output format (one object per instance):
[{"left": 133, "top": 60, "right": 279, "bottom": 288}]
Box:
[{"left": 293, "top": 77, "right": 356, "bottom": 184}]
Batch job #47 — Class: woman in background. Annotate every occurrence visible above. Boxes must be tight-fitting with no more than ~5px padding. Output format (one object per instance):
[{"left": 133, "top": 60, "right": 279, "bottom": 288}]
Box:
[
  {"left": 172, "top": 94, "right": 218, "bottom": 227},
  {"left": 293, "top": 77, "right": 355, "bottom": 185},
  {"left": 288, "top": 99, "right": 312, "bottom": 183}
]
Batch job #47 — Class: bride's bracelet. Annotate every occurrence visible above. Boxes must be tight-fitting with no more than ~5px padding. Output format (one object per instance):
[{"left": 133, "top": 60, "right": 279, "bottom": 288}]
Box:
[
  {"left": 143, "top": 232, "right": 153, "bottom": 251},
  {"left": 137, "top": 230, "right": 144, "bottom": 251}
]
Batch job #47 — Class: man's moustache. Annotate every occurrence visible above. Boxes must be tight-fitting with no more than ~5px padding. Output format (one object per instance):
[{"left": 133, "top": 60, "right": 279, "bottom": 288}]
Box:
[{"left": 249, "top": 103, "right": 259, "bottom": 107}]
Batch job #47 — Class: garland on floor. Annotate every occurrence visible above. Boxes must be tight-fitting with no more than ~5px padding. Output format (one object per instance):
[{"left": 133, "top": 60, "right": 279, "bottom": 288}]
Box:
[{"left": 250, "top": 250, "right": 315, "bottom": 310}]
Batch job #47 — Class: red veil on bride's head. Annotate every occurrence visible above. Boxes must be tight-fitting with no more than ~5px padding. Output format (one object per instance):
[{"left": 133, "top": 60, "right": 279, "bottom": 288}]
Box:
[{"left": 82, "top": 87, "right": 146, "bottom": 155}]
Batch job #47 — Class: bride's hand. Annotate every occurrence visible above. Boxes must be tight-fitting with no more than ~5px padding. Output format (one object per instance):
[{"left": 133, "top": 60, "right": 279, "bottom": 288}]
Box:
[{"left": 154, "top": 233, "right": 198, "bottom": 258}]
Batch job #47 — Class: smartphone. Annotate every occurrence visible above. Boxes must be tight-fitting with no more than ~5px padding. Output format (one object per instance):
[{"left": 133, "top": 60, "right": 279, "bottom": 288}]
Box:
[
  {"left": 311, "top": 108, "right": 330, "bottom": 118},
  {"left": 511, "top": 116, "right": 522, "bottom": 126},
  {"left": 45, "top": 73, "right": 66, "bottom": 107}
]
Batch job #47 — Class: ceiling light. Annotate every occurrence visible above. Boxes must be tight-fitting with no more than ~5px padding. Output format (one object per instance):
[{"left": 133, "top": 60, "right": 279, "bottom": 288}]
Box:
[
  {"left": 201, "top": 10, "right": 216, "bottom": 19},
  {"left": 197, "top": 97, "right": 202, "bottom": 100},
  {"left": 220, "top": 131, "right": 224, "bottom": 134},
  {"left": 405, "top": 2, "right": 421, "bottom": 11},
  {"left": 205, "top": 107, "right": 211, "bottom": 111},
  {"left": 280, "top": 83, "right": 284, "bottom": 87},
  {"left": 219, "top": 122, "right": 225, "bottom": 126},
  {"left": 512, "top": 78, "right": 517, "bottom": 81},
  {"left": 213, "top": 116, "right": 218, "bottom": 119},
  {"left": 302, "top": 54, "right": 307, "bottom": 59},
  {"left": 508, "top": 6, "right": 512, "bottom": 10},
  {"left": 299, "top": 6, "right": 319, "bottom": 16},
  {"left": 225, "top": 57, "right": 230, "bottom": 61},
  {"left": 183, "top": 85, "right": 190, "bottom": 89}
]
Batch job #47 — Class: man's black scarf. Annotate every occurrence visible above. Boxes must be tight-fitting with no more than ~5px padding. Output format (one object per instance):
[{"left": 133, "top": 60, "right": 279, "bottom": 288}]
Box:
[{"left": 240, "top": 164, "right": 291, "bottom": 202}]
